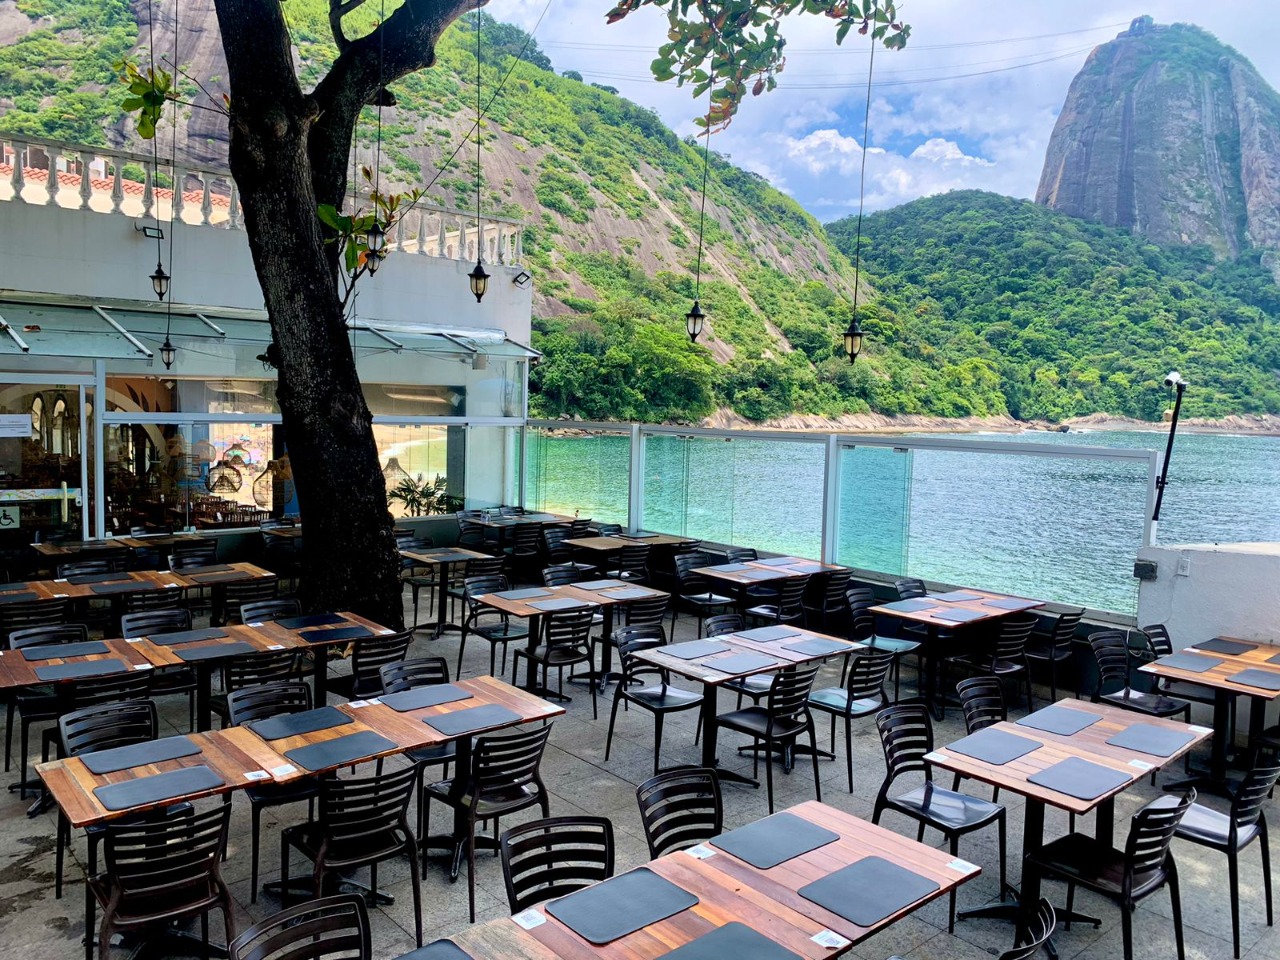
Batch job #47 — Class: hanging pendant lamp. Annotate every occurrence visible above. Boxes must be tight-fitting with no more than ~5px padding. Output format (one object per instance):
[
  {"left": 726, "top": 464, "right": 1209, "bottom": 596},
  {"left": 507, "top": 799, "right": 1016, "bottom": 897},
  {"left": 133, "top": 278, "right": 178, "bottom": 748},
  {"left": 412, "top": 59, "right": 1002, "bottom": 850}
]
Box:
[
  {"left": 842, "top": 25, "right": 878, "bottom": 366},
  {"left": 686, "top": 32, "right": 717, "bottom": 342},
  {"left": 469, "top": 3, "right": 488, "bottom": 303}
]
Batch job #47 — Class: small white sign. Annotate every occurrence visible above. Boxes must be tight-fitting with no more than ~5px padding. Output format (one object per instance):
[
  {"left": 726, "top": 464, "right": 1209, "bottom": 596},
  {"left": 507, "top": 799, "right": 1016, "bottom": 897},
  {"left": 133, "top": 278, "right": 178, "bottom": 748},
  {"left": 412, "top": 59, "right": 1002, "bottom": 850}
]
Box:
[
  {"left": 133, "top": 663, "right": 152, "bottom": 671},
  {"left": 244, "top": 770, "right": 270, "bottom": 781},
  {"left": 512, "top": 909, "right": 546, "bottom": 930},
  {"left": 0, "top": 414, "right": 30, "bottom": 439},
  {"left": 948, "top": 858, "right": 979, "bottom": 874},
  {"left": 1190, "top": 725, "right": 1213, "bottom": 735},
  {"left": 270, "top": 764, "right": 298, "bottom": 777},
  {"left": 684, "top": 844, "right": 717, "bottom": 860},
  {"left": 266, "top": 644, "right": 284, "bottom": 651},
  {"left": 0, "top": 505, "right": 18, "bottom": 529},
  {"left": 811, "top": 930, "right": 851, "bottom": 950},
  {"left": 1128, "top": 759, "right": 1155, "bottom": 772},
  {"left": 924, "top": 751, "right": 950, "bottom": 764}
]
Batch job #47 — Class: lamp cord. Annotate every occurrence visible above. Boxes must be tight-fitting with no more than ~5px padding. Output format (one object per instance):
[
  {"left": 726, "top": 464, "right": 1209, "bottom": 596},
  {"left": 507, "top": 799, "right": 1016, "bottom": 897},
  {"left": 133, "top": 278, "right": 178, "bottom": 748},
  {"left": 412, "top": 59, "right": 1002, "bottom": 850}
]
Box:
[
  {"left": 692, "top": 37, "right": 715, "bottom": 303},
  {"left": 475, "top": 2, "right": 483, "bottom": 262},
  {"left": 164, "top": 0, "right": 178, "bottom": 346},
  {"left": 374, "top": 0, "right": 384, "bottom": 208},
  {"left": 146, "top": 3, "right": 162, "bottom": 270},
  {"left": 849, "top": 30, "right": 876, "bottom": 318}
]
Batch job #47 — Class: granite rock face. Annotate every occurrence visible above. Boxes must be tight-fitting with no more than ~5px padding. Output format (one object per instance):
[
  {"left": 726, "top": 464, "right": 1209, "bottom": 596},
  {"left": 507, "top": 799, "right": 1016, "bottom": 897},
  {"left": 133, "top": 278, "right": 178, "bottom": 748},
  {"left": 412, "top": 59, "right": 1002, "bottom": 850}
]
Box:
[{"left": 1037, "top": 16, "right": 1280, "bottom": 275}]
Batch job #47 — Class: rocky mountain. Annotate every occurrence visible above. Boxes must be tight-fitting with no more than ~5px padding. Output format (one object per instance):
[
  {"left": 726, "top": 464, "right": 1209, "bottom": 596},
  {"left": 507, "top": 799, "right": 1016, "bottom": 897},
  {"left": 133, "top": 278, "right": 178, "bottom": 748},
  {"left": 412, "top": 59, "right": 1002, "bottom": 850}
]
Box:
[{"left": 1037, "top": 16, "right": 1280, "bottom": 277}]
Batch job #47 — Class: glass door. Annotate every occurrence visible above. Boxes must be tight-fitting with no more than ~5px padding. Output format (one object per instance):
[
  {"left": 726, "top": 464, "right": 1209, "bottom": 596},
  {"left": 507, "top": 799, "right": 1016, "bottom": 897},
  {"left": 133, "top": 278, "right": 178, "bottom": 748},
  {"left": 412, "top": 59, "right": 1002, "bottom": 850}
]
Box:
[{"left": 0, "top": 378, "right": 90, "bottom": 547}]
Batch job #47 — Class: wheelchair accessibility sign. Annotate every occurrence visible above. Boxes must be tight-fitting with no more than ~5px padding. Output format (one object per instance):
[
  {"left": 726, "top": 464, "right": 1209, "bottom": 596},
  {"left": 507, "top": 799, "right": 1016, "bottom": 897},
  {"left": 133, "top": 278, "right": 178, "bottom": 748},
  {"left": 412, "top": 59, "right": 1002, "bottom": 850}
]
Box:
[{"left": 0, "top": 506, "right": 18, "bottom": 528}]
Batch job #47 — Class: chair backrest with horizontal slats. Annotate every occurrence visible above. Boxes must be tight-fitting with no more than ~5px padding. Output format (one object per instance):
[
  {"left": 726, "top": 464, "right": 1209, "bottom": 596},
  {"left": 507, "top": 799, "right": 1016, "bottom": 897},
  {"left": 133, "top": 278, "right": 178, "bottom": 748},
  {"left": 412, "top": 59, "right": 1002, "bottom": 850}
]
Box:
[
  {"left": 123, "top": 586, "right": 185, "bottom": 613},
  {"left": 65, "top": 671, "right": 153, "bottom": 711},
  {"left": 846, "top": 649, "right": 896, "bottom": 703},
  {"left": 500, "top": 816, "right": 615, "bottom": 913},
  {"left": 613, "top": 544, "right": 650, "bottom": 579},
  {"left": 103, "top": 803, "right": 230, "bottom": 900},
  {"left": 541, "top": 565, "right": 580, "bottom": 587},
  {"left": 349, "top": 630, "right": 414, "bottom": 697},
  {"left": 226, "top": 650, "right": 298, "bottom": 691},
  {"left": 241, "top": 599, "right": 301, "bottom": 625},
  {"left": 226, "top": 680, "right": 313, "bottom": 726},
  {"left": 703, "top": 614, "right": 744, "bottom": 637},
  {"left": 120, "top": 608, "right": 192, "bottom": 639},
  {"left": 9, "top": 623, "right": 89, "bottom": 650},
  {"left": 379, "top": 656, "right": 450, "bottom": 694},
  {"left": 993, "top": 613, "right": 1037, "bottom": 662},
  {"left": 894, "top": 578, "right": 927, "bottom": 600},
  {"left": 725, "top": 547, "right": 758, "bottom": 563},
  {"left": 1047, "top": 609, "right": 1084, "bottom": 652},
  {"left": 59, "top": 699, "right": 157, "bottom": 758},
  {"left": 623, "top": 593, "right": 668, "bottom": 627},
  {"left": 0, "top": 598, "right": 71, "bottom": 648},
  {"left": 543, "top": 609, "right": 594, "bottom": 654},
  {"left": 766, "top": 663, "right": 820, "bottom": 727},
  {"left": 956, "top": 676, "right": 1006, "bottom": 734},
  {"left": 875, "top": 703, "right": 934, "bottom": 784},
  {"left": 472, "top": 723, "right": 553, "bottom": 799},
  {"left": 57, "top": 558, "right": 123, "bottom": 577},
  {"left": 1140, "top": 623, "right": 1174, "bottom": 658},
  {"left": 1124, "top": 789, "right": 1195, "bottom": 889},
  {"left": 1088, "top": 630, "right": 1133, "bottom": 694},
  {"left": 773, "top": 576, "right": 811, "bottom": 620},
  {"left": 1232, "top": 753, "right": 1280, "bottom": 834},
  {"left": 320, "top": 765, "right": 416, "bottom": 844},
  {"left": 227, "top": 893, "right": 371, "bottom": 960},
  {"left": 635, "top": 767, "right": 723, "bottom": 858}
]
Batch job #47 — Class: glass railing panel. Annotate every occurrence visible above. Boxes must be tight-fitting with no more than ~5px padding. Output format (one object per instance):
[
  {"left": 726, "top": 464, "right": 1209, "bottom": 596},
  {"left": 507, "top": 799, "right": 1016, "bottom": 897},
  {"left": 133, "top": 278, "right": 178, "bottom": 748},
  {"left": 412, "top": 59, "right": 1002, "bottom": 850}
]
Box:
[
  {"left": 835, "top": 444, "right": 912, "bottom": 576},
  {"left": 904, "top": 447, "right": 1148, "bottom": 614},
  {"left": 466, "top": 425, "right": 520, "bottom": 510},
  {"left": 640, "top": 434, "right": 690, "bottom": 536},
  {"left": 525, "top": 427, "right": 630, "bottom": 524}
]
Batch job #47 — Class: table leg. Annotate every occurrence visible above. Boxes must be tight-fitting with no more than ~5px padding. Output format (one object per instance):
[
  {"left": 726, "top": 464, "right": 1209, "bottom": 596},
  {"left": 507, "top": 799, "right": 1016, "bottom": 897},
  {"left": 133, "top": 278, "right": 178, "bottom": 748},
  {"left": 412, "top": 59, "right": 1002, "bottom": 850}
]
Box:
[
  {"left": 1164, "top": 688, "right": 1238, "bottom": 798},
  {"left": 195, "top": 662, "right": 213, "bottom": 732},
  {"left": 518, "top": 614, "right": 568, "bottom": 701},
  {"left": 420, "top": 739, "right": 498, "bottom": 878},
  {"left": 569, "top": 604, "right": 619, "bottom": 691},
  {"left": 432, "top": 561, "right": 463, "bottom": 639},
  {"left": 313, "top": 645, "right": 328, "bottom": 706},
  {"left": 926, "top": 625, "right": 943, "bottom": 721},
  {"left": 689, "top": 684, "right": 756, "bottom": 787}
]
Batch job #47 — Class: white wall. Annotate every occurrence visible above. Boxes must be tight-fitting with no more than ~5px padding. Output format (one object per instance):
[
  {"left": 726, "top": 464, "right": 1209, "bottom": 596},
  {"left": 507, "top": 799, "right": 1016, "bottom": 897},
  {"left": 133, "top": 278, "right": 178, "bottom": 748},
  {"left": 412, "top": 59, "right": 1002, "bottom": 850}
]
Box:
[
  {"left": 0, "top": 202, "right": 531, "bottom": 341},
  {"left": 1136, "top": 541, "right": 1280, "bottom": 645}
]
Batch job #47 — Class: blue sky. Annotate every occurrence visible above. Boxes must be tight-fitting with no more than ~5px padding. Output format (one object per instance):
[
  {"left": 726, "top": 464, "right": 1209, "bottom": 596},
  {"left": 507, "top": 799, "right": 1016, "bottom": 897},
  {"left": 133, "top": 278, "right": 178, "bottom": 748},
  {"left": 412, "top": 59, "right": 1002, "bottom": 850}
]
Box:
[{"left": 500, "top": 1, "right": 1280, "bottom": 221}]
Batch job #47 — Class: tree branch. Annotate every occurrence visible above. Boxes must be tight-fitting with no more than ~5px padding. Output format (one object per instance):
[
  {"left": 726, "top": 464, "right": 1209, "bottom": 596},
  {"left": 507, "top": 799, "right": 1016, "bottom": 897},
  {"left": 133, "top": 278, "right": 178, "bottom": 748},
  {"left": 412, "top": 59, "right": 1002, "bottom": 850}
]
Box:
[{"left": 329, "top": 0, "right": 372, "bottom": 52}]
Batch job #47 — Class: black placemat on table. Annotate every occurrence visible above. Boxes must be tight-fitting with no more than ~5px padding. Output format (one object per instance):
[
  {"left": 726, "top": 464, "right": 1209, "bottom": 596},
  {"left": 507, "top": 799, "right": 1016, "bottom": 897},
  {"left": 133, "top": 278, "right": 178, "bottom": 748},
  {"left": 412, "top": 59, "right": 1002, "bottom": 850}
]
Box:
[
  {"left": 0, "top": 581, "right": 30, "bottom": 591},
  {"left": 422, "top": 552, "right": 477, "bottom": 564},
  {"left": 81, "top": 734, "right": 201, "bottom": 774},
  {"left": 982, "top": 596, "right": 1042, "bottom": 611},
  {"left": 34, "top": 659, "right": 128, "bottom": 681},
  {"left": 422, "top": 704, "right": 522, "bottom": 737},
  {"left": 663, "top": 639, "right": 731, "bottom": 660},
  {"left": 575, "top": 579, "right": 626, "bottom": 590},
  {"left": 932, "top": 590, "right": 984, "bottom": 602},
  {"left": 283, "top": 730, "right": 398, "bottom": 772},
  {"left": 1229, "top": 668, "right": 1280, "bottom": 692},
  {"left": 783, "top": 637, "right": 849, "bottom": 657},
  {"left": 946, "top": 728, "right": 1042, "bottom": 766},
  {"left": 493, "top": 588, "right": 552, "bottom": 601},
  {"left": 175, "top": 641, "right": 256, "bottom": 662},
  {"left": 188, "top": 571, "right": 245, "bottom": 584},
  {"left": 274, "top": 613, "right": 347, "bottom": 630},
  {"left": 0, "top": 591, "right": 39, "bottom": 603},
  {"left": 249, "top": 705, "right": 355, "bottom": 741},
  {"left": 799, "top": 856, "right": 940, "bottom": 927},
  {"left": 704, "top": 653, "right": 779, "bottom": 675},
  {"left": 710, "top": 811, "right": 839, "bottom": 869},
  {"left": 1195, "top": 638, "right": 1259, "bottom": 657},
  {"left": 1106, "top": 723, "right": 1196, "bottom": 758},
  {"left": 756, "top": 557, "right": 802, "bottom": 567},
  {"left": 21, "top": 640, "right": 109, "bottom": 660},
  {"left": 65, "top": 572, "right": 132, "bottom": 585},
  {"left": 395, "top": 940, "right": 473, "bottom": 960},
  {"left": 737, "top": 626, "right": 801, "bottom": 643},
  {"left": 741, "top": 568, "right": 788, "bottom": 581},
  {"left": 881, "top": 598, "right": 934, "bottom": 613},
  {"left": 545, "top": 867, "right": 698, "bottom": 945},
  {"left": 94, "top": 765, "right": 225, "bottom": 811},
  {"left": 1269, "top": 652, "right": 1280, "bottom": 667},
  {"left": 1154, "top": 651, "right": 1224, "bottom": 674},
  {"left": 528, "top": 597, "right": 592, "bottom": 612},
  {"left": 621, "top": 532, "right": 660, "bottom": 539},
  {"left": 706, "top": 563, "right": 752, "bottom": 573},
  {"left": 299, "top": 626, "right": 372, "bottom": 644},
  {"left": 787, "top": 562, "right": 826, "bottom": 574},
  {"left": 933, "top": 608, "right": 989, "bottom": 624},
  {"left": 601, "top": 587, "right": 653, "bottom": 601},
  {"left": 380, "top": 684, "right": 473, "bottom": 713},
  {"left": 1016, "top": 705, "right": 1101, "bottom": 736},
  {"left": 658, "top": 923, "right": 802, "bottom": 960},
  {"left": 1027, "top": 757, "right": 1132, "bottom": 800},
  {"left": 92, "top": 581, "right": 157, "bottom": 595},
  {"left": 173, "top": 564, "right": 234, "bottom": 576},
  {"left": 148, "top": 628, "right": 229, "bottom": 646}
]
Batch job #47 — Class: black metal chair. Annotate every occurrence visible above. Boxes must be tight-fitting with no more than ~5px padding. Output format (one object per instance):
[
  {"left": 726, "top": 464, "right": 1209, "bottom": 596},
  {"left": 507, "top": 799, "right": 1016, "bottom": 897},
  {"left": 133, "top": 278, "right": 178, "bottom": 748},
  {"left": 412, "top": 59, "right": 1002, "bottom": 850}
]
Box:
[
  {"left": 0, "top": 596, "right": 71, "bottom": 648},
  {"left": 120, "top": 607, "right": 198, "bottom": 732},
  {"left": 801, "top": 569, "right": 853, "bottom": 630},
  {"left": 807, "top": 649, "right": 894, "bottom": 792},
  {"left": 445, "top": 556, "right": 505, "bottom": 622},
  {"left": 456, "top": 574, "right": 528, "bottom": 678},
  {"left": 210, "top": 649, "right": 299, "bottom": 727},
  {"left": 227, "top": 894, "right": 371, "bottom": 960},
  {"left": 952, "top": 676, "right": 1007, "bottom": 802},
  {"left": 943, "top": 613, "right": 1037, "bottom": 711},
  {"left": 226, "top": 681, "right": 320, "bottom": 903},
  {"left": 379, "top": 657, "right": 459, "bottom": 842},
  {"left": 422, "top": 723, "right": 554, "bottom": 922},
  {"left": 606, "top": 543, "right": 651, "bottom": 585},
  {"left": 5, "top": 623, "right": 87, "bottom": 776},
  {"left": 1026, "top": 608, "right": 1084, "bottom": 701},
  {"left": 604, "top": 628, "right": 701, "bottom": 775},
  {"left": 885, "top": 900, "right": 1056, "bottom": 960},
  {"left": 86, "top": 803, "right": 235, "bottom": 960},
  {"left": 398, "top": 535, "right": 438, "bottom": 630},
  {"left": 281, "top": 765, "right": 423, "bottom": 948},
  {"left": 635, "top": 767, "right": 723, "bottom": 858},
  {"left": 744, "top": 574, "right": 810, "bottom": 626},
  {"left": 328, "top": 629, "right": 414, "bottom": 701},
  {"left": 541, "top": 563, "right": 582, "bottom": 587},
  {"left": 594, "top": 523, "right": 622, "bottom": 537},
  {"left": 591, "top": 594, "right": 668, "bottom": 672},
  {"left": 171, "top": 540, "right": 219, "bottom": 568},
  {"left": 240, "top": 598, "right": 301, "bottom": 624},
  {"left": 1089, "top": 630, "right": 1192, "bottom": 727},
  {"left": 670, "top": 552, "right": 734, "bottom": 638},
  {"left": 1173, "top": 753, "right": 1280, "bottom": 957},
  {"left": 872, "top": 703, "right": 1008, "bottom": 932},
  {"left": 846, "top": 586, "right": 921, "bottom": 702},
  {"left": 510, "top": 608, "right": 597, "bottom": 714},
  {"left": 1137, "top": 623, "right": 1221, "bottom": 713},
  {"left": 505, "top": 523, "right": 543, "bottom": 583},
  {"left": 542, "top": 526, "right": 592, "bottom": 575},
  {"left": 1024, "top": 789, "right": 1196, "bottom": 960},
  {"left": 499, "top": 816, "right": 615, "bottom": 913},
  {"left": 717, "top": 663, "right": 823, "bottom": 814},
  {"left": 211, "top": 576, "right": 279, "bottom": 627}
]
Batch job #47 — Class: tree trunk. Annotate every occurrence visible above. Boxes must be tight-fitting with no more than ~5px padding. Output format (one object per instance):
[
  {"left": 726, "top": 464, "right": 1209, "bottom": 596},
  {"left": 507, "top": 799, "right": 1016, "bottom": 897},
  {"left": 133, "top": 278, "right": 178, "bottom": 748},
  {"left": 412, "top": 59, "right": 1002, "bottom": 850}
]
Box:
[{"left": 214, "top": 0, "right": 403, "bottom": 627}]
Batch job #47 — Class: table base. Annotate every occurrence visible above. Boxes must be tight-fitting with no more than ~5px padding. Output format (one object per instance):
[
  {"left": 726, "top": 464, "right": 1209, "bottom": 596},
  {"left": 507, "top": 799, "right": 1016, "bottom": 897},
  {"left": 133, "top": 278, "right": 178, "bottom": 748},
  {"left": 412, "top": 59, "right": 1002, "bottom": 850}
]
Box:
[
  {"left": 734, "top": 740, "right": 837, "bottom": 768},
  {"left": 262, "top": 876, "right": 395, "bottom": 907},
  {"left": 958, "top": 898, "right": 1100, "bottom": 960},
  {"left": 95, "top": 926, "right": 230, "bottom": 959},
  {"left": 422, "top": 832, "right": 500, "bottom": 882}
]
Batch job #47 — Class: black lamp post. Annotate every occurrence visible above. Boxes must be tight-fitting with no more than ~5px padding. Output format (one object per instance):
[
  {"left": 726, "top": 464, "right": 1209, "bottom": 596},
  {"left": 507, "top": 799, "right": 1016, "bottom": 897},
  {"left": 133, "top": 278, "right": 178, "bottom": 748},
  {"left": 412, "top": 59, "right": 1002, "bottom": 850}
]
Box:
[
  {"left": 160, "top": 336, "right": 176, "bottom": 370},
  {"left": 685, "top": 300, "right": 705, "bottom": 343},
  {"left": 150, "top": 262, "right": 170, "bottom": 300},
  {"left": 1151, "top": 371, "right": 1187, "bottom": 528},
  {"left": 843, "top": 315, "right": 864, "bottom": 364},
  {"left": 469, "top": 260, "right": 490, "bottom": 303}
]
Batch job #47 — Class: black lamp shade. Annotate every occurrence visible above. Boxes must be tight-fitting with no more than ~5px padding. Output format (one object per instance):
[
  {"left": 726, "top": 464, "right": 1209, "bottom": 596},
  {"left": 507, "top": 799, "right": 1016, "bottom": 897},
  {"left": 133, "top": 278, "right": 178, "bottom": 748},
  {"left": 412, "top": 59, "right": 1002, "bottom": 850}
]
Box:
[
  {"left": 469, "top": 260, "right": 490, "bottom": 303},
  {"left": 150, "top": 262, "right": 170, "bottom": 300},
  {"left": 685, "top": 300, "right": 706, "bottom": 342},
  {"left": 843, "top": 316, "right": 864, "bottom": 364},
  {"left": 160, "top": 337, "right": 176, "bottom": 369},
  {"left": 366, "top": 221, "right": 386, "bottom": 255}
]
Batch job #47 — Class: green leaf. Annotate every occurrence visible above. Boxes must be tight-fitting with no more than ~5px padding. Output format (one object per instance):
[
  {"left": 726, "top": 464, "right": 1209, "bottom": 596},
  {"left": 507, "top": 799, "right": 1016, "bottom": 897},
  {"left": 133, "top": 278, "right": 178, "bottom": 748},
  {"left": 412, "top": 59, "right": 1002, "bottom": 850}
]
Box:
[{"left": 316, "top": 204, "right": 346, "bottom": 230}]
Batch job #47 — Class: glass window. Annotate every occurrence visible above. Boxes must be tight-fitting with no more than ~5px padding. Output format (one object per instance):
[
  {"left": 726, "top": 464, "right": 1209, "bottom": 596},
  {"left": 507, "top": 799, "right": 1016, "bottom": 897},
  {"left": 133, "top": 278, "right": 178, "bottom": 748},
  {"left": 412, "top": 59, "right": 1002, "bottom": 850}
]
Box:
[
  {"left": 466, "top": 425, "right": 519, "bottom": 510},
  {"left": 106, "top": 376, "right": 279, "bottom": 416},
  {"left": 0, "top": 382, "right": 86, "bottom": 543},
  {"left": 526, "top": 428, "right": 629, "bottom": 526},
  {"left": 835, "top": 445, "right": 912, "bottom": 576},
  {"left": 374, "top": 423, "right": 457, "bottom": 518}
]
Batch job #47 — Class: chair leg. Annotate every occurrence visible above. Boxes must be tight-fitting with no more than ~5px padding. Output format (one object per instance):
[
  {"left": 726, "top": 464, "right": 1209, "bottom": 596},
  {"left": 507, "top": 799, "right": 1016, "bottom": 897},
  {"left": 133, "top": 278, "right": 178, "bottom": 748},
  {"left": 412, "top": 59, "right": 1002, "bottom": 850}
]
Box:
[
  {"left": 808, "top": 725, "right": 822, "bottom": 803},
  {"left": 653, "top": 713, "right": 665, "bottom": 776},
  {"left": 4, "top": 700, "right": 13, "bottom": 772},
  {"left": 764, "top": 740, "right": 775, "bottom": 814},
  {"left": 56, "top": 814, "right": 66, "bottom": 899},
  {"left": 605, "top": 693, "right": 623, "bottom": 762},
  {"left": 1169, "top": 857, "right": 1186, "bottom": 960},
  {"left": 250, "top": 803, "right": 262, "bottom": 903},
  {"left": 1065, "top": 882, "right": 1076, "bottom": 930},
  {"left": 408, "top": 842, "right": 424, "bottom": 947},
  {"left": 997, "top": 812, "right": 1008, "bottom": 898},
  {"left": 1262, "top": 819, "right": 1274, "bottom": 928},
  {"left": 844, "top": 713, "right": 854, "bottom": 793},
  {"left": 1121, "top": 901, "right": 1134, "bottom": 960},
  {"left": 947, "top": 835, "right": 959, "bottom": 933},
  {"left": 1229, "top": 849, "right": 1241, "bottom": 958},
  {"left": 467, "top": 812, "right": 479, "bottom": 923}
]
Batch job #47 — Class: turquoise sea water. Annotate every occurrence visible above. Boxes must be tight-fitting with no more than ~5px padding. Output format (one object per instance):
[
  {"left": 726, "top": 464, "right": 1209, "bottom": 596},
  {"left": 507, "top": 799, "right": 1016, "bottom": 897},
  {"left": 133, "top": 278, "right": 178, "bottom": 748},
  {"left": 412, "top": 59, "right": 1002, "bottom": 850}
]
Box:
[{"left": 524, "top": 429, "right": 1280, "bottom": 615}]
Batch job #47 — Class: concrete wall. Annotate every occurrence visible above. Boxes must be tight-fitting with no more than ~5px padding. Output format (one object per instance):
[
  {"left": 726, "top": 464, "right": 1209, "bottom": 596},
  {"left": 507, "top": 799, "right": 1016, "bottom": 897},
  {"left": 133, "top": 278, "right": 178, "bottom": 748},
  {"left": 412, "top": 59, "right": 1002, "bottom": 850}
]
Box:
[
  {"left": 1136, "top": 541, "right": 1280, "bottom": 645},
  {"left": 0, "top": 202, "right": 531, "bottom": 342}
]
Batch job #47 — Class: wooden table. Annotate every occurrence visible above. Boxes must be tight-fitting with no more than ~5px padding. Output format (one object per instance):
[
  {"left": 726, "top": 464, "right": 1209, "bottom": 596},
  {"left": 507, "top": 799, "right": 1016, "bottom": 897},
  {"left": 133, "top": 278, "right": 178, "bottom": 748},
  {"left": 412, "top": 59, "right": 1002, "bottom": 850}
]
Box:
[
  {"left": 924, "top": 699, "right": 1209, "bottom": 943},
  {"left": 0, "top": 561, "right": 273, "bottom": 604},
  {"left": 31, "top": 539, "right": 130, "bottom": 559},
  {"left": 869, "top": 589, "right": 1045, "bottom": 720},
  {"left": 446, "top": 800, "right": 978, "bottom": 960},
  {"left": 632, "top": 628, "right": 864, "bottom": 787},
  {"left": 1138, "top": 636, "right": 1280, "bottom": 790},
  {"left": 399, "top": 547, "right": 493, "bottom": 638},
  {"left": 477, "top": 583, "right": 670, "bottom": 698}
]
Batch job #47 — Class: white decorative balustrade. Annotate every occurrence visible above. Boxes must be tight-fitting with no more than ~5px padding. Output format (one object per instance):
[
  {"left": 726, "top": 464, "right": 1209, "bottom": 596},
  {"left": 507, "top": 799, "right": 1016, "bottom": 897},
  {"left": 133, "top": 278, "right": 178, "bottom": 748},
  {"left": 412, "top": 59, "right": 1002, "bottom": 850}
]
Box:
[{"left": 0, "top": 134, "right": 523, "bottom": 264}]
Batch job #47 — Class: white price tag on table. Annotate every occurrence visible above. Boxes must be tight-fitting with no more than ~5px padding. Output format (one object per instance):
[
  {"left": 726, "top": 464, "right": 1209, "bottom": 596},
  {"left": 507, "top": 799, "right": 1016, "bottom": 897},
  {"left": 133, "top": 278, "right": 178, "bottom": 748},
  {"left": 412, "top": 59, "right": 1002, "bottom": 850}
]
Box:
[
  {"left": 811, "top": 930, "right": 851, "bottom": 950},
  {"left": 684, "top": 844, "right": 717, "bottom": 860},
  {"left": 512, "top": 909, "right": 545, "bottom": 930}
]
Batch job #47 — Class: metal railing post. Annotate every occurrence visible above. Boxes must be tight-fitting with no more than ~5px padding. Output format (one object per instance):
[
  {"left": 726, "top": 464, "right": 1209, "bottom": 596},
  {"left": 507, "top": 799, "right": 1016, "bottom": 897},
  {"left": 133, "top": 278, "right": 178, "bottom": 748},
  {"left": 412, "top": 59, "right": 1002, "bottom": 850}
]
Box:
[
  {"left": 821, "top": 433, "right": 840, "bottom": 564},
  {"left": 629, "top": 423, "right": 644, "bottom": 533}
]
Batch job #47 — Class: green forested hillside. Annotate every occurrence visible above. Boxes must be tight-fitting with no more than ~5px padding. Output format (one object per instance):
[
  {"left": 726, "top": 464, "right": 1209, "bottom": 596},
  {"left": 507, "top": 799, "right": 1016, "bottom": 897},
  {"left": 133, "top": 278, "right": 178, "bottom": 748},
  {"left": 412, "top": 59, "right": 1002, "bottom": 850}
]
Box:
[
  {"left": 3, "top": 5, "right": 1280, "bottom": 423},
  {"left": 828, "top": 191, "right": 1280, "bottom": 420}
]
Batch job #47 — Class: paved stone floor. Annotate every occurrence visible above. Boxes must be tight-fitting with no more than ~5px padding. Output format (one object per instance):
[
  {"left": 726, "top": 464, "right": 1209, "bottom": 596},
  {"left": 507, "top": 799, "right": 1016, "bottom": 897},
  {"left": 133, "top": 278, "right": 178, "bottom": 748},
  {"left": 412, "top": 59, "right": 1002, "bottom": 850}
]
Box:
[{"left": 0, "top": 593, "right": 1276, "bottom": 959}]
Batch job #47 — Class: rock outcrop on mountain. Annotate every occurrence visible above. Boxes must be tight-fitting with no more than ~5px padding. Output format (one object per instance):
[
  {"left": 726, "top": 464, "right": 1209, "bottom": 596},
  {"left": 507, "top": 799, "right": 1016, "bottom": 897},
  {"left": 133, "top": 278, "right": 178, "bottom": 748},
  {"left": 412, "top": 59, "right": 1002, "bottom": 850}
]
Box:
[{"left": 1037, "top": 16, "right": 1280, "bottom": 277}]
